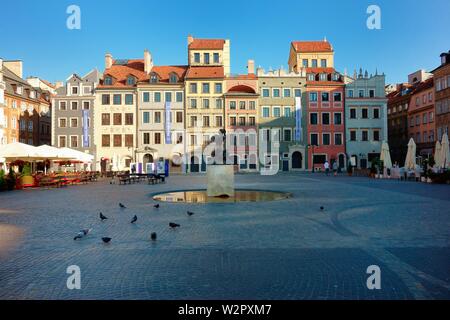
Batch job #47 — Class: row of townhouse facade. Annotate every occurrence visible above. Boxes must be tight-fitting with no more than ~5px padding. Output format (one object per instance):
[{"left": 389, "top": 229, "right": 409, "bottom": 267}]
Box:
[
  {"left": 51, "top": 36, "right": 389, "bottom": 173},
  {"left": 0, "top": 59, "right": 52, "bottom": 148},
  {"left": 387, "top": 51, "right": 450, "bottom": 165}
]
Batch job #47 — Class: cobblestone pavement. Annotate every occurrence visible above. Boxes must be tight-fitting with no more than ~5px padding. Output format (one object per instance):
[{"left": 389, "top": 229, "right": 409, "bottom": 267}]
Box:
[{"left": 0, "top": 173, "right": 449, "bottom": 299}]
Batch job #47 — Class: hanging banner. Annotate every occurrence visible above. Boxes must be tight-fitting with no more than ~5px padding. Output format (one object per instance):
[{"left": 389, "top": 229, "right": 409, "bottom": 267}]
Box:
[
  {"left": 82, "top": 109, "right": 89, "bottom": 147},
  {"left": 295, "top": 96, "right": 302, "bottom": 142},
  {"left": 165, "top": 102, "right": 172, "bottom": 144}
]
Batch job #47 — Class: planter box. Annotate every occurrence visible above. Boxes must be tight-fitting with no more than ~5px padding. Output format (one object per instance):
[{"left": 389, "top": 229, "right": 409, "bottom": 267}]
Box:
[{"left": 21, "top": 176, "right": 35, "bottom": 188}]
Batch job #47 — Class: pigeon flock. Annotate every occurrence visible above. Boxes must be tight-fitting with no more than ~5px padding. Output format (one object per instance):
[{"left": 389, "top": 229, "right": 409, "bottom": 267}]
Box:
[{"left": 73, "top": 202, "right": 194, "bottom": 244}]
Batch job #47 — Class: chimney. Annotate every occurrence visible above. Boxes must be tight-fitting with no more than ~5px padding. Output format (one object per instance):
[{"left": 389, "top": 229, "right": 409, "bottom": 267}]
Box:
[
  {"left": 4, "top": 60, "right": 23, "bottom": 78},
  {"left": 247, "top": 60, "right": 255, "bottom": 75},
  {"left": 144, "top": 49, "right": 153, "bottom": 74},
  {"left": 187, "top": 35, "right": 194, "bottom": 46},
  {"left": 105, "top": 53, "right": 113, "bottom": 69}
]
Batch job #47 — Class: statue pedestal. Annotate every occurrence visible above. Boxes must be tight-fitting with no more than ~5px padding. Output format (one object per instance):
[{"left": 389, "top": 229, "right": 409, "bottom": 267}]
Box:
[{"left": 207, "top": 165, "right": 235, "bottom": 197}]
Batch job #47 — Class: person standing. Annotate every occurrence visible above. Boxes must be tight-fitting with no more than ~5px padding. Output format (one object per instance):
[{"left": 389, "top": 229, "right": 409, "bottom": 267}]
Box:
[
  {"left": 332, "top": 160, "right": 338, "bottom": 176},
  {"left": 324, "top": 160, "right": 330, "bottom": 176}
]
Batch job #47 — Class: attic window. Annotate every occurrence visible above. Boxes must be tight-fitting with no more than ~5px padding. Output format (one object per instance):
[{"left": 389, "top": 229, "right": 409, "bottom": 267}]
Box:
[
  {"left": 308, "top": 74, "right": 315, "bottom": 81},
  {"left": 332, "top": 73, "right": 339, "bottom": 81},
  {"left": 150, "top": 73, "right": 158, "bottom": 83},
  {"left": 127, "top": 76, "right": 136, "bottom": 85},
  {"left": 169, "top": 73, "right": 178, "bottom": 83},
  {"left": 319, "top": 73, "right": 327, "bottom": 81},
  {"left": 104, "top": 76, "right": 113, "bottom": 85}
]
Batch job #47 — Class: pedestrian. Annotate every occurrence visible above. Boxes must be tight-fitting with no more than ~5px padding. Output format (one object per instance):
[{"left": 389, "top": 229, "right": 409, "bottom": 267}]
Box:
[
  {"left": 332, "top": 161, "right": 338, "bottom": 176},
  {"left": 324, "top": 160, "right": 330, "bottom": 176}
]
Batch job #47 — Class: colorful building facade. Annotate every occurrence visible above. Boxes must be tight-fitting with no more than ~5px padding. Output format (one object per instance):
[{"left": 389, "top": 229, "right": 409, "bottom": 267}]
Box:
[{"left": 432, "top": 51, "right": 450, "bottom": 141}]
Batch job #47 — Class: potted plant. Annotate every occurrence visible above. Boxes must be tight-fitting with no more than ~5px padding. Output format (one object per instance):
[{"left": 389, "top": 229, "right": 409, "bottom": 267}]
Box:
[
  {"left": 6, "top": 167, "right": 17, "bottom": 191},
  {"left": 21, "top": 163, "right": 34, "bottom": 188},
  {"left": 0, "top": 169, "right": 6, "bottom": 192}
]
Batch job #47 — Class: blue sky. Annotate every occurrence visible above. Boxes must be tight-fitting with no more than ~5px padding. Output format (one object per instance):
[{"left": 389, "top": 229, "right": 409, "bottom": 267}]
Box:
[{"left": 1, "top": 0, "right": 449, "bottom": 84}]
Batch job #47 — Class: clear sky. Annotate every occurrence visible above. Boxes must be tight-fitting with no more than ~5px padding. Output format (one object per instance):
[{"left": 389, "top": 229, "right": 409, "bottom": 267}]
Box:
[{"left": 1, "top": 0, "right": 449, "bottom": 84}]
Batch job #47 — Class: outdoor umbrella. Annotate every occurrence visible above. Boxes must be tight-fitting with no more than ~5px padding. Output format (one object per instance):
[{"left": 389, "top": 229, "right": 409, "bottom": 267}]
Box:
[
  {"left": 35, "top": 145, "right": 71, "bottom": 160},
  {"left": 441, "top": 133, "right": 450, "bottom": 169},
  {"left": 404, "top": 138, "right": 417, "bottom": 170},
  {"left": 0, "top": 142, "right": 45, "bottom": 161},
  {"left": 434, "top": 141, "right": 442, "bottom": 168},
  {"left": 380, "top": 140, "right": 393, "bottom": 169}
]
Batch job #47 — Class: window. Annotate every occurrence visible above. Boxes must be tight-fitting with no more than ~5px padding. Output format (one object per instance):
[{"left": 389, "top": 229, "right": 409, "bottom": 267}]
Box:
[
  {"left": 215, "top": 99, "right": 223, "bottom": 109},
  {"left": 249, "top": 116, "right": 256, "bottom": 126},
  {"left": 70, "top": 136, "right": 78, "bottom": 148},
  {"left": 262, "top": 88, "right": 270, "bottom": 97},
  {"left": 321, "top": 92, "right": 329, "bottom": 102},
  {"left": 143, "top": 92, "right": 150, "bottom": 102},
  {"left": 262, "top": 107, "right": 270, "bottom": 118},
  {"left": 126, "top": 76, "right": 135, "bottom": 85},
  {"left": 284, "top": 107, "right": 291, "bottom": 117},
  {"left": 190, "top": 116, "right": 197, "bottom": 127},
  {"left": 333, "top": 92, "right": 342, "bottom": 102},
  {"left": 125, "top": 113, "right": 133, "bottom": 125},
  {"left": 320, "top": 59, "right": 327, "bottom": 67},
  {"left": 104, "top": 77, "right": 112, "bottom": 85},
  {"left": 113, "top": 94, "right": 121, "bottom": 105},
  {"left": 319, "top": 73, "right": 327, "bottom": 81},
  {"left": 190, "top": 83, "right": 197, "bottom": 94},
  {"left": 302, "top": 59, "right": 308, "bottom": 67},
  {"left": 142, "top": 111, "right": 150, "bottom": 124},
  {"left": 322, "top": 113, "right": 330, "bottom": 125},
  {"left": 59, "top": 101, "right": 67, "bottom": 110},
  {"left": 294, "top": 89, "right": 301, "bottom": 97},
  {"left": 273, "top": 89, "right": 280, "bottom": 97},
  {"left": 59, "top": 118, "right": 67, "bottom": 128},
  {"left": 165, "top": 92, "right": 172, "bottom": 102},
  {"left": 72, "top": 86, "right": 78, "bottom": 95},
  {"left": 362, "top": 108, "right": 368, "bottom": 119},
  {"left": 373, "top": 108, "right": 380, "bottom": 119},
  {"left": 203, "top": 116, "right": 210, "bottom": 127},
  {"left": 216, "top": 116, "right": 222, "bottom": 127},
  {"left": 348, "top": 90, "right": 354, "bottom": 98},
  {"left": 125, "top": 134, "right": 133, "bottom": 147},
  {"left": 113, "top": 113, "right": 122, "bottom": 125},
  {"left": 312, "top": 59, "right": 318, "bottom": 67},
  {"left": 101, "top": 113, "right": 110, "bottom": 126},
  {"left": 359, "top": 90, "right": 364, "bottom": 98},
  {"left": 169, "top": 74, "right": 178, "bottom": 83},
  {"left": 154, "top": 92, "right": 161, "bottom": 102},
  {"left": 70, "top": 118, "right": 78, "bottom": 128},
  {"left": 350, "top": 130, "right": 357, "bottom": 141},
  {"left": 155, "top": 112, "right": 161, "bottom": 123},
  {"left": 284, "top": 129, "right": 291, "bottom": 142},
  {"left": 143, "top": 132, "right": 150, "bottom": 144},
  {"left": 273, "top": 107, "right": 281, "bottom": 117},
  {"left": 59, "top": 136, "right": 67, "bottom": 147},
  {"left": 204, "top": 53, "right": 210, "bottom": 64},
  {"left": 429, "top": 130, "right": 434, "bottom": 142},
  {"left": 334, "top": 133, "right": 342, "bottom": 145},
  {"left": 309, "top": 92, "right": 318, "bottom": 102},
  {"left": 71, "top": 101, "right": 78, "bottom": 110},
  {"left": 423, "top": 113, "right": 428, "bottom": 124},
  {"left": 176, "top": 133, "right": 183, "bottom": 144},
  {"left": 310, "top": 113, "right": 318, "bottom": 125},
  {"left": 83, "top": 101, "right": 90, "bottom": 110},
  {"left": 202, "top": 83, "right": 210, "bottom": 94},
  {"left": 310, "top": 133, "right": 318, "bottom": 146},
  {"left": 350, "top": 108, "right": 357, "bottom": 119},
  {"left": 230, "top": 116, "right": 236, "bottom": 126},
  {"left": 308, "top": 74, "right": 315, "bottom": 81},
  {"left": 369, "top": 90, "right": 375, "bottom": 98},
  {"left": 125, "top": 94, "right": 133, "bottom": 105},
  {"left": 194, "top": 53, "right": 200, "bottom": 63},
  {"left": 249, "top": 101, "right": 256, "bottom": 110},
  {"left": 239, "top": 117, "right": 246, "bottom": 126},
  {"left": 153, "top": 132, "right": 161, "bottom": 144},
  {"left": 362, "top": 130, "right": 368, "bottom": 141},
  {"left": 113, "top": 135, "right": 122, "bottom": 147},
  {"left": 416, "top": 115, "right": 420, "bottom": 126},
  {"left": 176, "top": 111, "right": 183, "bottom": 123},
  {"left": 283, "top": 89, "right": 291, "bottom": 97},
  {"left": 176, "top": 92, "right": 183, "bottom": 102},
  {"left": 213, "top": 53, "right": 219, "bottom": 63},
  {"left": 203, "top": 99, "right": 210, "bottom": 109},
  {"left": 373, "top": 130, "right": 380, "bottom": 141},
  {"left": 230, "top": 101, "right": 237, "bottom": 110},
  {"left": 334, "top": 113, "right": 342, "bottom": 125},
  {"left": 190, "top": 98, "right": 197, "bottom": 108},
  {"left": 215, "top": 83, "right": 222, "bottom": 94},
  {"left": 239, "top": 101, "right": 246, "bottom": 110},
  {"left": 429, "top": 111, "right": 434, "bottom": 122}
]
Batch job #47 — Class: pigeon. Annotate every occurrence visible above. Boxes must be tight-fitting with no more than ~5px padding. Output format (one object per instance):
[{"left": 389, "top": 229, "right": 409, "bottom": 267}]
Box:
[
  {"left": 154, "top": 204, "right": 160, "bottom": 209},
  {"left": 102, "top": 237, "right": 112, "bottom": 243},
  {"left": 130, "top": 215, "right": 138, "bottom": 224},
  {"left": 150, "top": 232, "right": 157, "bottom": 241},
  {"left": 169, "top": 222, "right": 180, "bottom": 229},
  {"left": 320, "top": 206, "right": 324, "bottom": 211},
  {"left": 74, "top": 232, "right": 84, "bottom": 241},
  {"left": 100, "top": 212, "right": 108, "bottom": 221},
  {"left": 81, "top": 228, "right": 92, "bottom": 236},
  {"left": 119, "top": 203, "right": 126, "bottom": 209},
  {"left": 187, "top": 211, "right": 195, "bottom": 216}
]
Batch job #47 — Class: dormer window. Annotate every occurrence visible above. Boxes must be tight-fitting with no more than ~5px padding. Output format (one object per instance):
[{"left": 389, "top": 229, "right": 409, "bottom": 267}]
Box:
[
  {"left": 16, "top": 86, "right": 23, "bottom": 94},
  {"left": 308, "top": 74, "right": 315, "bottom": 81},
  {"left": 169, "top": 73, "right": 178, "bottom": 83},
  {"left": 126, "top": 76, "right": 136, "bottom": 85},
  {"left": 150, "top": 73, "right": 159, "bottom": 83},
  {"left": 30, "top": 91, "right": 36, "bottom": 99},
  {"left": 104, "top": 76, "right": 113, "bottom": 85},
  {"left": 332, "top": 73, "right": 339, "bottom": 81},
  {"left": 319, "top": 73, "right": 327, "bottom": 81},
  {"left": 72, "top": 86, "right": 78, "bottom": 95}
]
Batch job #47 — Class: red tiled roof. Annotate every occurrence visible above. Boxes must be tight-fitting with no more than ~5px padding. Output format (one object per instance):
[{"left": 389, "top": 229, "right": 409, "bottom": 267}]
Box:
[
  {"left": 411, "top": 78, "right": 434, "bottom": 95},
  {"left": 41, "top": 79, "right": 56, "bottom": 89},
  {"left": 292, "top": 41, "right": 333, "bottom": 52},
  {"left": 227, "top": 85, "right": 256, "bottom": 94},
  {"left": 185, "top": 66, "right": 224, "bottom": 79},
  {"left": 189, "top": 39, "right": 225, "bottom": 50},
  {"left": 305, "top": 67, "right": 336, "bottom": 74},
  {"left": 149, "top": 65, "right": 188, "bottom": 83},
  {"left": 99, "top": 59, "right": 148, "bottom": 87}
]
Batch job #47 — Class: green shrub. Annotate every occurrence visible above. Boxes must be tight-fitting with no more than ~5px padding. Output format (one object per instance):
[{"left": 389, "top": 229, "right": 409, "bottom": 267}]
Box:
[
  {"left": 0, "top": 169, "right": 6, "bottom": 192},
  {"left": 22, "top": 163, "right": 32, "bottom": 176},
  {"left": 6, "top": 167, "right": 16, "bottom": 191}
]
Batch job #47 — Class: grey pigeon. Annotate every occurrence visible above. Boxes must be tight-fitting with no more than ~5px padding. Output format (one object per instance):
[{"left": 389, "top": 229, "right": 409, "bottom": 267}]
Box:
[
  {"left": 130, "top": 215, "right": 137, "bottom": 224},
  {"left": 154, "top": 204, "right": 160, "bottom": 209},
  {"left": 100, "top": 212, "right": 108, "bottom": 221},
  {"left": 150, "top": 232, "right": 157, "bottom": 241},
  {"left": 169, "top": 222, "right": 180, "bottom": 229},
  {"left": 102, "top": 237, "right": 112, "bottom": 243},
  {"left": 119, "top": 203, "right": 126, "bottom": 209},
  {"left": 320, "top": 206, "right": 324, "bottom": 211},
  {"left": 187, "top": 211, "right": 194, "bottom": 216},
  {"left": 74, "top": 232, "right": 84, "bottom": 240}
]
